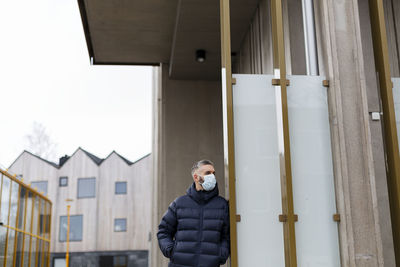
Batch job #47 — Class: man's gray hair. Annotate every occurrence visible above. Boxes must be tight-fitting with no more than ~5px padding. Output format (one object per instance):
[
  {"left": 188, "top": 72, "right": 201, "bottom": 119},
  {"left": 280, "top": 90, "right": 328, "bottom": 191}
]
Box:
[{"left": 191, "top": 159, "right": 214, "bottom": 176}]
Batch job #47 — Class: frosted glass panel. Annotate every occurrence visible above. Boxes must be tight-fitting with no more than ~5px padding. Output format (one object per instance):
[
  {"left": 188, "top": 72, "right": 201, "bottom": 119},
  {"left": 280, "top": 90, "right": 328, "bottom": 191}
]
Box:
[
  {"left": 392, "top": 78, "right": 400, "bottom": 150},
  {"left": 232, "top": 74, "right": 340, "bottom": 266},
  {"left": 287, "top": 75, "right": 340, "bottom": 267},
  {"left": 232, "top": 74, "right": 285, "bottom": 267}
]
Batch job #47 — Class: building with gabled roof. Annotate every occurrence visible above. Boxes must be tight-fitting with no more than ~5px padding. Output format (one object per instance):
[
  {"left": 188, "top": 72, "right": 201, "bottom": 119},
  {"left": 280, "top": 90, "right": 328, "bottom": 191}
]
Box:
[{"left": 8, "top": 148, "right": 151, "bottom": 267}]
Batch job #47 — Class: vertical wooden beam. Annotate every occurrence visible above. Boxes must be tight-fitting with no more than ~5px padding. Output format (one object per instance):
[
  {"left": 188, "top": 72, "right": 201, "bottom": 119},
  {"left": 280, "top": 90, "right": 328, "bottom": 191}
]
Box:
[
  {"left": 270, "top": 0, "right": 297, "bottom": 266},
  {"left": 369, "top": 0, "right": 400, "bottom": 265},
  {"left": 219, "top": 0, "right": 238, "bottom": 266}
]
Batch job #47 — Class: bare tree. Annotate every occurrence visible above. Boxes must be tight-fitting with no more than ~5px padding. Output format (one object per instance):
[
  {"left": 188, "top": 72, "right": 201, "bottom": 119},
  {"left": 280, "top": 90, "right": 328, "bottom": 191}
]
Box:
[{"left": 25, "top": 122, "right": 58, "bottom": 161}]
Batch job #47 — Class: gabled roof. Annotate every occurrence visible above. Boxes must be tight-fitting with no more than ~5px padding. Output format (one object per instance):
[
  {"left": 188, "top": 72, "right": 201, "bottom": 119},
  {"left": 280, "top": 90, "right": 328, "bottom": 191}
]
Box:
[
  {"left": 103, "top": 151, "right": 151, "bottom": 166},
  {"left": 10, "top": 147, "right": 149, "bottom": 169},
  {"left": 117, "top": 152, "right": 134, "bottom": 165},
  {"left": 9, "top": 150, "right": 59, "bottom": 169},
  {"left": 79, "top": 147, "right": 104, "bottom": 165},
  {"left": 62, "top": 147, "right": 104, "bottom": 166},
  {"left": 131, "top": 153, "right": 151, "bottom": 165},
  {"left": 104, "top": 151, "right": 134, "bottom": 165}
]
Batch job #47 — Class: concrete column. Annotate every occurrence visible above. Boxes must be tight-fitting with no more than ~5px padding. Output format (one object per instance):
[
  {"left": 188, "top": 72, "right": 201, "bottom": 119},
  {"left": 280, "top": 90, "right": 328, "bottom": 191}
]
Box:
[
  {"left": 151, "top": 66, "right": 163, "bottom": 267},
  {"left": 151, "top": 64, "right": 225, "bottom": 267},
  {"left": 356, "top": 0, "right": 396, "bottom": 266},
  {"left": 319, "top": 0, "right": 386, "bottom": 266}
]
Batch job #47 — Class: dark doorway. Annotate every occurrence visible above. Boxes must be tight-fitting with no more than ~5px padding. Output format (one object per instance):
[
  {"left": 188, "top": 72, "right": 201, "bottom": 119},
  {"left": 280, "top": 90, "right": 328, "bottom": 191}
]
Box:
[{"left": 99, "top": 256, "right": 113, "bottom": 267}]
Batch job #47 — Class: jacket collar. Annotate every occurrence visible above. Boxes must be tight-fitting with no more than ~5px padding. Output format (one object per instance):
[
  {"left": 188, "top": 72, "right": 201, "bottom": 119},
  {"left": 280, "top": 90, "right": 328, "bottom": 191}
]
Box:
[{"left": 186, "top": 182, "right": 219, "bottom": 204}]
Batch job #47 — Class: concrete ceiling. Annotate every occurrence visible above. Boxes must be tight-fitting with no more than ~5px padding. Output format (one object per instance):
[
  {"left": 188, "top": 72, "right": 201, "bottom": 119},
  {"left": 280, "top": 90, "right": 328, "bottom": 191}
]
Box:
[{"left": 79, "top": 0, "right": 259, "bottom": 80}]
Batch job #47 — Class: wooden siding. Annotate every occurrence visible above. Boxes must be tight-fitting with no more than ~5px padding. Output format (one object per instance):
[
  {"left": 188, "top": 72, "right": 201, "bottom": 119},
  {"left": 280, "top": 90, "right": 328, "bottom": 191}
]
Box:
[{"left": 8, "top": 149, "right": 151, "bottom": 254}]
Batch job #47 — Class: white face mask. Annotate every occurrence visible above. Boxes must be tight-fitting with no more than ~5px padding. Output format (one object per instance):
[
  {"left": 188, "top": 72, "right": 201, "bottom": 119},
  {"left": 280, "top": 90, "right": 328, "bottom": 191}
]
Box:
[{"left": 200, "top": 174, "right": 216, "bottom": 191}]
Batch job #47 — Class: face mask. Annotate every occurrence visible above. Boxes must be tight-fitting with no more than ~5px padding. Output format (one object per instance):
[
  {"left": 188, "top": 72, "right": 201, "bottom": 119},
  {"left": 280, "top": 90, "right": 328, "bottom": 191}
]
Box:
[{"left": 200, "top": 174, "right": 216, "bottom": 191}]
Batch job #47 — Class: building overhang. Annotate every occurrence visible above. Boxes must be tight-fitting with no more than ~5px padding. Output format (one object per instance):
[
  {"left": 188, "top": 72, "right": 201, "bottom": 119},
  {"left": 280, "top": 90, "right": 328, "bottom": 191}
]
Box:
[{"left": 78, "top": 0, "right": 259, "bottom": 80}]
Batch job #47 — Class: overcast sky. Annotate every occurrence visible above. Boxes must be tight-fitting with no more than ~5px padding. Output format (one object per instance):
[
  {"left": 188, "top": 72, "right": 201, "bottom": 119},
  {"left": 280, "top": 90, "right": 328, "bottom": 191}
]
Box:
[{"left": 0, "top": 0, "right": 153, "bottom": 169}]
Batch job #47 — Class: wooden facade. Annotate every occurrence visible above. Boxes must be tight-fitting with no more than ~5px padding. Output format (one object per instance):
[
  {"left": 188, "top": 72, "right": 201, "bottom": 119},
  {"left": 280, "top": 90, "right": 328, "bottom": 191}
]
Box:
[{"left": 8, "top": 148, "right": 151, "bottom": 257}]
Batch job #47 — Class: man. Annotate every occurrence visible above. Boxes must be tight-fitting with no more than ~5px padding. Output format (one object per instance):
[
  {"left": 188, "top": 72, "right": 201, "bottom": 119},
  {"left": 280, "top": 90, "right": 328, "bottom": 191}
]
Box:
[{"left": 157, "top": 159, "right": 230, "bottom": 267}]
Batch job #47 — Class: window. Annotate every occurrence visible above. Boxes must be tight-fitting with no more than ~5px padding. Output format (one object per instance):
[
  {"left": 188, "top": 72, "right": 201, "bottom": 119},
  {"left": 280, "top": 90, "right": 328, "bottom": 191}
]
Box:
[
  {"left": 59, "top": 215, "right": 83, "bottom": 242},
  {"left": 99, "top": 256, "right": 127, "bottom": 267},
  {"left": 59, "top": 176, "right": 68, "bottom": 187},
  {"left": 114, "top": 218, "right": 127, "bottom": 232},
  {"left": 54, "top": 258, "right": 66, "bottom": 267},
  {"left": 31, "top": 181, "right": 48, "bottom": 195},
  {"left": 113, "top": 256, "right": 127, "bottom": 267},
  {"left": 77, "top": 178, "right": 96, "bottom": 198},
  {"left": 115, "top": 182, "right": 127, "bottom": 195}
]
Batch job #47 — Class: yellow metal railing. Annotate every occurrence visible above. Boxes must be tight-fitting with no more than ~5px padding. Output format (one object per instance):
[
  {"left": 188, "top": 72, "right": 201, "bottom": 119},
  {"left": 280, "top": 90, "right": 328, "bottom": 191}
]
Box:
[{"left": 0, "top": 168, "right": 52, "bottom": 267}]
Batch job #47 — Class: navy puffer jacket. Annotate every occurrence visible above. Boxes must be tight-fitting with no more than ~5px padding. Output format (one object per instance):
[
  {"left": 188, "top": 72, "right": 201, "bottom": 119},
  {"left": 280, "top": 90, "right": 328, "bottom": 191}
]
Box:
[{"left": 157, "top": 182, "right": 230, "bottom": 267}]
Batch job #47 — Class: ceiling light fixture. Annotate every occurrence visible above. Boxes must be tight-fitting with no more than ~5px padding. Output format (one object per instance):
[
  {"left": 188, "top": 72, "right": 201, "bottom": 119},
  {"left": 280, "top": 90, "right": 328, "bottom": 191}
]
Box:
[{"left": 196, "top": 49, "right": 206, "bottom": 63}]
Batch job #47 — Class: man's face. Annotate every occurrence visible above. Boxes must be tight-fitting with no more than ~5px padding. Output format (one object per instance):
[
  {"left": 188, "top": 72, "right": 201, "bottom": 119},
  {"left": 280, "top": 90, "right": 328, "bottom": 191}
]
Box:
[{"left": 194, "top": 164, "right": 216, "bottom": 184}]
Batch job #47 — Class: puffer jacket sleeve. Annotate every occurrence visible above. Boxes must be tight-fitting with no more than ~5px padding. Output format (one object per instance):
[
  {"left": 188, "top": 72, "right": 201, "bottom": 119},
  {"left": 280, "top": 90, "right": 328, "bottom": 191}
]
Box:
[
  {"left": 157, "top": 200, "right": 178, "bottom": 258},
  {"left": 219, "top": 200, "right": 230, "bottom": 264}
]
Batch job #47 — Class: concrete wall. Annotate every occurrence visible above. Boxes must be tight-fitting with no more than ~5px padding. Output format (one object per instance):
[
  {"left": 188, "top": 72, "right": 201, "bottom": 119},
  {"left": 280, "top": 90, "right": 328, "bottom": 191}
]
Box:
[
  {"left": 151, "top": 64, "right": 225, "bottom": 267},
  {"left": 357, "top": 0, "right": 396, "bottom": 266},
  {"left": 235, "top": 0, "right": 273, "bottom": 74},
  {"left": 235, "top": 0, "right": 308, "bottom": 75}
]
